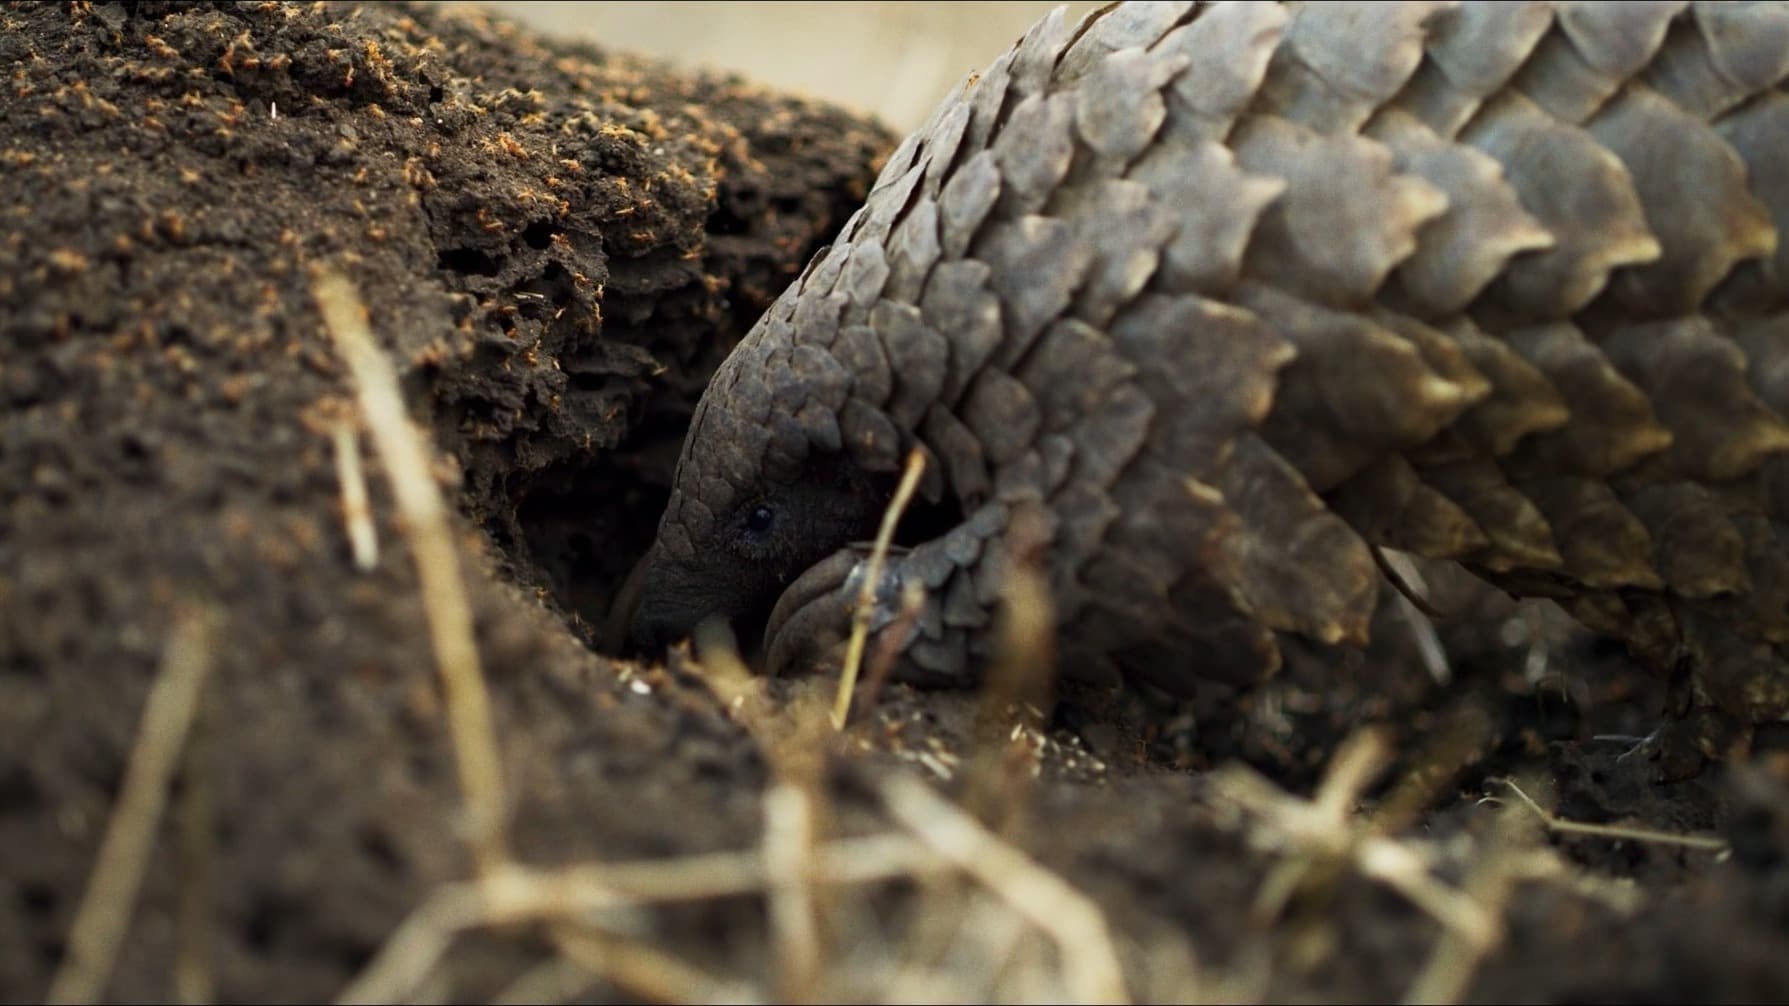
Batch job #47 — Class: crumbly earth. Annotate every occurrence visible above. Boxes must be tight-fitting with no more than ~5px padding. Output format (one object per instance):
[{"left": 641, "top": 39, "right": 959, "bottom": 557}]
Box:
[{"left": 3, "top": 3, "right": 1788, "bottom": 1003}]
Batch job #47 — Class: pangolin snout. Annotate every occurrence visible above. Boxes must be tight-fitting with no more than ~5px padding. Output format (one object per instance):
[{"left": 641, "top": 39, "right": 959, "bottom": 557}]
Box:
[{"left": 605, "top": 544, "right": 688, "bottom": 655}]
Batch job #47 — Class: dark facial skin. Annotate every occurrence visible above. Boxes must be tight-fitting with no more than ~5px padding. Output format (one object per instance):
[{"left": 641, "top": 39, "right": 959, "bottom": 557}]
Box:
[{"left": 628, "top": 453, "right": 889, "bottom": 654}]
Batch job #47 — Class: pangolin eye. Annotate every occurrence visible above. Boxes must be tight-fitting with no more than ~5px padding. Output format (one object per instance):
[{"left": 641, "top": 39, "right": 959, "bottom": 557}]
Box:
[{"left": 744, "top": 504, "right": 775, "bottom": 534}]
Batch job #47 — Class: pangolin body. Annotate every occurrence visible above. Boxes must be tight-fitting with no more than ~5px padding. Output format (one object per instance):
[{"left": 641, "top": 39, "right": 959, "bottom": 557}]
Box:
[{"left": 631, "top": 0, "right": 1789, "bottom": 726}]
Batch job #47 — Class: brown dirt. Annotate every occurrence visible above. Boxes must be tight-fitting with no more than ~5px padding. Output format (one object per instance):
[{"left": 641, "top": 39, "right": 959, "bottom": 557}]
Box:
[{"left": 5, "top": 3, "right": 1789, "bottom": 1003}]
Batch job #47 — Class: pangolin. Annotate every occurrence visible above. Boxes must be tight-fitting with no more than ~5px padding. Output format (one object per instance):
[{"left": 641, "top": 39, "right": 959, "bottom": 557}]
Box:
[{"left": 627, "top": 0, "right": 1789, "bottom": 729}]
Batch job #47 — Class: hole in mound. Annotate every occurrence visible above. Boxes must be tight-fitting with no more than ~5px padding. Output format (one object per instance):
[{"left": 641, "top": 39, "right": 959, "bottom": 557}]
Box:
[
  {"left": 521, "top": 219, "right": 555, "bottom": 250},
  {"left": 506, "top": 447, "right": 674, "bottom": 652},
  {"left": 435, "top": 246, "right": 500, "bottom": 277}
]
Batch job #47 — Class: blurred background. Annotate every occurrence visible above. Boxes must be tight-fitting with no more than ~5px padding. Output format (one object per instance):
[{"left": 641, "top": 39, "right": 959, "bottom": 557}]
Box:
[{"left": 482, "top": 2, "right": 1096, "bottom": 131}]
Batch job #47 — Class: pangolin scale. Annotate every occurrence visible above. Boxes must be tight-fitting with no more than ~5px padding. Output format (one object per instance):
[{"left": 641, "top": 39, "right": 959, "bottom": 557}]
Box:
[{"left": 630, "top": 0, "right": 1789, "bottom": 728}]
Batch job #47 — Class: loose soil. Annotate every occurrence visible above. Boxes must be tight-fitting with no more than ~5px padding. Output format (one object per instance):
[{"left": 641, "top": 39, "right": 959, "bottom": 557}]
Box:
[{"left": 4, "top": 3, "right": 1789, "bottom": 1003}]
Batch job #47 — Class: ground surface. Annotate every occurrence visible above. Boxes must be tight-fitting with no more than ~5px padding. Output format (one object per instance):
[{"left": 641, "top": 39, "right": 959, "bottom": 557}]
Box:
[{"left": 5, "top": 3, "right": 1789, "bottom": 1004}]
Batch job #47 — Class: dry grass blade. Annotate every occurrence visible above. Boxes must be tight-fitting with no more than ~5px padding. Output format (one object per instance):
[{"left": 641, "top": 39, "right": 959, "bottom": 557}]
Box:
[
  {"left": 175, "top": 702, "right": 215, "bottom": 1006},
  {"left": 489, "top": 957, "right": 596, "bottom": 1006},
  {"left": 1314, "top": 729, "right": 1391, "bottom": 821},
  {"left": 336, "top": 883, "right": 485, "bottom": 1005},
  {"left": 692, "top": 614, "right": 828, "bottom": 1002},
  {"left": 692, "top": 617, "right": 773, "bottom": 727},
  {"left": 673, "top": 621, "right": 835, "bottom": 999},
  {"left": 47, "top": 607, "right": 217, "bottom": 1005},
  {"left": 338, "top": 836, "right": 951, "bottom": 1002},
  {"left": 854, "top": 579, "right": 928, "bottom": 719},
  {"left": 547, "top": 925, "right": 731, "bottom": 1004},
  {"left": 313, "top": 269, "right": 509, "bottom": 873},
  {"left": 834, "top": 447, "right": 928, "bottom": 729},
  {"left": 1494, "top": 778, "right": 1729, "bottom": 852},
  {"left": 332, "top": 420, "right": 380, "bottom": 571},
  {"left": 1498, "top": 848, "right": 1642, "bottom": 914},
  {"left": 343, "top": 887, "right": 725, "bottom": 1005},
  {"left": 878, "top": 774, "right": 1130, "bottom": 1004},
  {"left": 519, "top": 834, "right": 947, "bottom": 906},
  {"left": 1247, "top": 731, "right": 1390, "bottom": 925},
  {"left": 1375, "top": 548, "right": 1449, "bottom": 684},
  {"left": 1354, "top": 841, "right": 1496, "bottom": 944},
  {"left": 765, "top": 783, "right": 822, "bottom": 1001},
  {"left": 1402, "top": 801, "right": 1536, "bottom": 1006},
  {"left": 1216, "top": 732, "right": 1496, "bottom": 946},
  {"left": 1373, "top": 708, "right": 1491, "bottom": 837},
  {"left": 955, "top": 893, "right": 1033, "bottom": 1000},
  {"left": 965, "top": 513, "right": 1056, "bottom": 830}
]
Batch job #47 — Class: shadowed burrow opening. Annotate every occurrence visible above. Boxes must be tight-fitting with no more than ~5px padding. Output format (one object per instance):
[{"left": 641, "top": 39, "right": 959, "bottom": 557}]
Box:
[
  {"left": 507, "top": 436, "right": 682, "bottom": 652},
  {"left": 433, "top": 241, "right": 743, "bottom": 657},
  {"left": 492, "top": 407, "right": 968, "bottom": 662},
  {"left": 461, "top": 348, "right": 701, "bottom": 657},
  {"left": 425, "top": 254, "right": 720, "bottom": 659}
]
